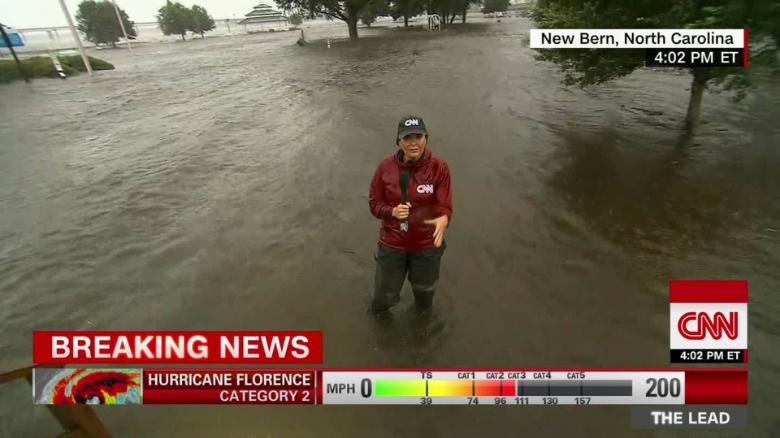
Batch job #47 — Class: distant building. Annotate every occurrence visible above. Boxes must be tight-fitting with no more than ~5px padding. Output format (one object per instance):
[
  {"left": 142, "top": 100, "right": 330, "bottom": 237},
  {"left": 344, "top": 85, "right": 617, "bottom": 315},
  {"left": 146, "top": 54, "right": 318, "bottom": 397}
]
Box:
[
  {"left": 238, "top": 3, "right": 289, "bottom": 33},
  {"left": 508, "top": 0, "right": 535, "bottom": 15}
]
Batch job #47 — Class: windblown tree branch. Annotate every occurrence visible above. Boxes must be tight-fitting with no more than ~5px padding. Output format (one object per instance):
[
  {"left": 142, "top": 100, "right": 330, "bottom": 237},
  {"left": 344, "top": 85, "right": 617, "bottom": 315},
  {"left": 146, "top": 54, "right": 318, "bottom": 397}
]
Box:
[
  {"left": 76, "top": 0, "right": 136, "bottom": 48},
  {"left": 277, "top": 0, "right": 379, "bottom": 39}
]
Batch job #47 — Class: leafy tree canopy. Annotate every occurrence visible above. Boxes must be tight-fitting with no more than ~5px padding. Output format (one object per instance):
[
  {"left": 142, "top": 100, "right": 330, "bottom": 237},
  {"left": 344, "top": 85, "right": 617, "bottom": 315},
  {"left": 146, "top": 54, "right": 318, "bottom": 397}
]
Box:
[
  {"left": 533, "top": 0, "right": 779, "bottom": 129},
  {"left": 483, "top": 0, "right": 510, "bottom": 14},
  {"left": 76, "top": 0, "right": 136, "bottom": 47},
  {"left": 189, "top": 5, "right": 216, "bottom": 37},
  {"left": 158, "top": 0, "right": 192, "bottom": 40}
]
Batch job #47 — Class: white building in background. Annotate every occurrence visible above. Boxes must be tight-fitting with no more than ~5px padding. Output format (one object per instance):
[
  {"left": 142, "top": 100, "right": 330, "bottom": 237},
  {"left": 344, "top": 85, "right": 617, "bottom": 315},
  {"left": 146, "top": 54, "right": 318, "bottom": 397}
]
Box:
[{"left": 239, "top": 3, "right": 289, "bottom": 33}]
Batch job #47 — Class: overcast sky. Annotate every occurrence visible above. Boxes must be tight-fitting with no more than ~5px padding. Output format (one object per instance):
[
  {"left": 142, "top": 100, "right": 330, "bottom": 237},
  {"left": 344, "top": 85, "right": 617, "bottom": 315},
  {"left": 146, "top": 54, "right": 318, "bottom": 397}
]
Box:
[{"left": 1, "top": 0, "right": 264, "bottom": 29}]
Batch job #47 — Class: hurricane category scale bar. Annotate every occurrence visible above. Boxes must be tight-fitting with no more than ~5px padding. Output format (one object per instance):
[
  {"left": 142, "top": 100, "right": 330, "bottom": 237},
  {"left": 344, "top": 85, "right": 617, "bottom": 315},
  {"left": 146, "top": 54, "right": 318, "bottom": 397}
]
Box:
[
  {"left": 32, "top": 368, "right": 747, "bottom": 405},
  {"left": 322, "top": 369, "right": 747, "bottom": 405}
]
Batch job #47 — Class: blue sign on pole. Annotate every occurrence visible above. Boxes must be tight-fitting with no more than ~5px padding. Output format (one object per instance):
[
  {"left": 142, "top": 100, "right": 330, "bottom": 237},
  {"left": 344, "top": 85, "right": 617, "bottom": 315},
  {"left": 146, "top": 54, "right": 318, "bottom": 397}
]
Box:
[{"left": 0, "top": 30, "right": 25, "bottom": 48}]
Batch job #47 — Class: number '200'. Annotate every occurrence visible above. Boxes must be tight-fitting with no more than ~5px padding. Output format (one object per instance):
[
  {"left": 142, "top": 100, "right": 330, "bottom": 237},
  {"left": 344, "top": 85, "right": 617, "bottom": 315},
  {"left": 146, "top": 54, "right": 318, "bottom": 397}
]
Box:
[{"left": 645, "top": 378, "right": 681, "bottom": 397}]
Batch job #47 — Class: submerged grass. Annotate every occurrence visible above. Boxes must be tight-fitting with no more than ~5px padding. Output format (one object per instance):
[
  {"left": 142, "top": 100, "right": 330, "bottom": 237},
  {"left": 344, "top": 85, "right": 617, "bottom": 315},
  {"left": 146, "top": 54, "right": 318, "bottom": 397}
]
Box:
[{"left": 0, "top": 55, "right": 114, "bottom": 83}]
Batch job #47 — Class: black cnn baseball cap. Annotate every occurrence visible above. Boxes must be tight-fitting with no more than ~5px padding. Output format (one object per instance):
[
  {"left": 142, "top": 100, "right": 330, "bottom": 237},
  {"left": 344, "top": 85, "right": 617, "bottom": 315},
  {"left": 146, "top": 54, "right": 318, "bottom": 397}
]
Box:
[{"left": 397, "top": 115, "right": 428, "bottom": 139}]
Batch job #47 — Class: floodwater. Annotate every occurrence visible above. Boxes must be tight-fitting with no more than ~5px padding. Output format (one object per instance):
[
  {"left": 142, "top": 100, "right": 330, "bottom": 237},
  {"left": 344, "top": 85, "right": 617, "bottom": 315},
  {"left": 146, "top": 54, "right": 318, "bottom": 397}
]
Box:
[{"left": 1, "top": 17, "right": 779, "bottom": 437}]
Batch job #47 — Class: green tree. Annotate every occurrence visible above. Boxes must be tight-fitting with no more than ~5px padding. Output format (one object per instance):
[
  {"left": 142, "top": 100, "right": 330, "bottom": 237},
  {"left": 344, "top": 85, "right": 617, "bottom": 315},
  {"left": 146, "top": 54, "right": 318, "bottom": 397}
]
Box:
[
  {"left": 361, "top": 0, "right": 389, "bottom": 27},
  {"left": 76, "top": 0, "right": 136, "bottom": 48},
  {"left": 391, "top": 0, "right": 425, "bottom": 27},
  {"left": 360, "top": 10, "right": 377, "bottom": 27},
  {"left": 276, "top": 0, "right": 380, "bottom": 39},
  {"left": 534, "top": 0, "right": 780, "bottom": 131},
  {"left": 189, "top": 5, "right": 216, "bottom": 37},
  {"left": 289, "top": 12, "right": 304, "bottom": 26},
  {"left": 457, "top": 0, "right": 481, "bottom": 23},
  {"left": 429, "top": 0, "right": 477, "bottom": 27},
  {"left": 158, "top": 0, "right": 192, "bottom": 40},
  {"left": 482, "top": 0, "right": 509, "bottom": 13},
  {"left": 429, "top": 0, "right": 451, "bottom": 28}
]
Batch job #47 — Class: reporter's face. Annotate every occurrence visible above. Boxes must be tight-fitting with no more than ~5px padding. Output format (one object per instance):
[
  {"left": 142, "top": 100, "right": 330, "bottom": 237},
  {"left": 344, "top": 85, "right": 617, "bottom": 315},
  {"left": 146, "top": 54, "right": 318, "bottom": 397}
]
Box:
[{"left": 399, "top": 133, "right": 427, "bottom": 161}]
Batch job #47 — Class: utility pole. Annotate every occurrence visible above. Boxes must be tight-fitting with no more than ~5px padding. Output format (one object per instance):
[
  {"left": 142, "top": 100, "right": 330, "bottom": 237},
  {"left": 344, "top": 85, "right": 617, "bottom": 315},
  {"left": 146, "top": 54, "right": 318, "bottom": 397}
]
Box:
[
  {"left": 0, "top": 23, "right": 29, "bottom": 82},
  {"left": 111, "top": 0, "right": 137, "bottom": 70},
  {"left": 111, "top": 0, "right": 133, "bottom": 55},
  {"left": 58, "top": 0, "right": 92, "bottom": 75}
]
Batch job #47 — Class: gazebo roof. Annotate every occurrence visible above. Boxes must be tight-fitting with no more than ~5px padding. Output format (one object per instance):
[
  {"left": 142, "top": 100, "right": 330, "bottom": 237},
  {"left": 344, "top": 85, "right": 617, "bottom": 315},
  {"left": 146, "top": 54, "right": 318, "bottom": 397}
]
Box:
[{"left": 238, "top": 3, "right": 288, "bottom": 24}]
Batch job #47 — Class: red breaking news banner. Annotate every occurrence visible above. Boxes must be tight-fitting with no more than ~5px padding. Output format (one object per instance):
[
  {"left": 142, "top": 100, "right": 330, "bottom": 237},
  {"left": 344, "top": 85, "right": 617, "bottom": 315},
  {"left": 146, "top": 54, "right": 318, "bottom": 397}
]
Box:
[{"left": 33, "top": 331, "right": 323, "bottom": 364}]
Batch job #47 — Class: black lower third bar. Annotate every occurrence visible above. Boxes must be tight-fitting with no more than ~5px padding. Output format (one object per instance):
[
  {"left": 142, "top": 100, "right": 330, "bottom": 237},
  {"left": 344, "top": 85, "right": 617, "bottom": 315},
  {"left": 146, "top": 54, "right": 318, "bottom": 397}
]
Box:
[
  {"left": 645, "top": 48, "right": 745, "bottom": 67},
  {"left": 670, "top": 349, "right": 746, "bottom": 363},
  {"left": 517, "top": 380, "right": 632, "bottom": 396}
]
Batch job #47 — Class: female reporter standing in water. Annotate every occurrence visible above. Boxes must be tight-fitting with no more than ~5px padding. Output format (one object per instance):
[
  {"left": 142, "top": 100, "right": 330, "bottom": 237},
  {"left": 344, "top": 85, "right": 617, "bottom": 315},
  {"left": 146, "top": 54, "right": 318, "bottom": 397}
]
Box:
[{"left": 368, "top": 115, "right": 452, "bottom": 315}]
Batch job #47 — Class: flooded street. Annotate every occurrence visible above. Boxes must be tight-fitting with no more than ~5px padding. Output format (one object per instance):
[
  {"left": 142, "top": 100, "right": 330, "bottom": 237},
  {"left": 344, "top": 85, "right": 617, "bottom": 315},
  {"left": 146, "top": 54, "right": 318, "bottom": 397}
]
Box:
[{"left": 1, "top": 18, "right": 779, "bottom": 436}]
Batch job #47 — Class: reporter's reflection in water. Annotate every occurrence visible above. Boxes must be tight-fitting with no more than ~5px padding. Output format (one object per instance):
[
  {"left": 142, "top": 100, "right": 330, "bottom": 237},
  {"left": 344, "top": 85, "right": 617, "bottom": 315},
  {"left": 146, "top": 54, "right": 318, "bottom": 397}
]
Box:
[{"left": 367, "top": 115, "right": 453, "bottom": 334}]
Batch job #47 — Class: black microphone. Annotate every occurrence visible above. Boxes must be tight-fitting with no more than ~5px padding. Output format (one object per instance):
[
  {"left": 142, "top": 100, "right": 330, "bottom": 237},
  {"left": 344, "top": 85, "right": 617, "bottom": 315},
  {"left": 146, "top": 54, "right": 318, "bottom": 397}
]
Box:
[{"left": 399, "top": 170, "right": 410, "bottom": 232}]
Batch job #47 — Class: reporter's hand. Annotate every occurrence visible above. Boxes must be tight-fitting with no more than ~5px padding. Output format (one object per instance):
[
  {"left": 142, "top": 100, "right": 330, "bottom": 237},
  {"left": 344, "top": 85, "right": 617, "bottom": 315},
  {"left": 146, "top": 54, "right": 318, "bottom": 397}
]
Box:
[
  {"left": 424, "top": 215, "right": 449, "bottom": 247},
  {"left": 392, "top": 203, "right": 411, "bottom": 220}
]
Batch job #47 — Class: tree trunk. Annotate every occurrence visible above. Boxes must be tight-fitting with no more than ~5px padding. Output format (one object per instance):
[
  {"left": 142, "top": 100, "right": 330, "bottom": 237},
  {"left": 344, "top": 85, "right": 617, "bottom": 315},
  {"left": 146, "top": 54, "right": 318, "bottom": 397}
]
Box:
[
  {"left": 462, "top": 7, "right": 467, "bottom": 23},
  {"left": 181, "top": 33, "right": 186, "bottom": 41},
  {"left": 346, "top": 14, "right": 359, "bottom": 39},
  {"left": 404, "top": 15, "right": 408, "bottom": 27},
  {"left": 684, "top": 70, "right": 707, "bottom": 132},
  {"left": 449, "top": 13, "right": 456, "bottom": 24},
  {"left": 111, "top": 41, "right": 116, "bottom": 48}
]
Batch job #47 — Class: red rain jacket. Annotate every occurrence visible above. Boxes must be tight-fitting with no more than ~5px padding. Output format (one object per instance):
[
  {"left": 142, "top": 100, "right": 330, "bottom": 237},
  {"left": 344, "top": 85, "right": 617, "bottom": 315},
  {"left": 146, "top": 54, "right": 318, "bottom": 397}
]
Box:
[{"left": 369, "top": 148, "right": 452, "bottom": 251}]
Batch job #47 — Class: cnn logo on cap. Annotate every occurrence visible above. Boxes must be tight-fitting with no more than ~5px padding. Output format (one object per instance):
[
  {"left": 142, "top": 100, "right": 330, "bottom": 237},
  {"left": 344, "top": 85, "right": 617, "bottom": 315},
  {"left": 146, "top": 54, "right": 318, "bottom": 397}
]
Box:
[{"left": 669, "top": 280, "right": 748, "bottom": 351}]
